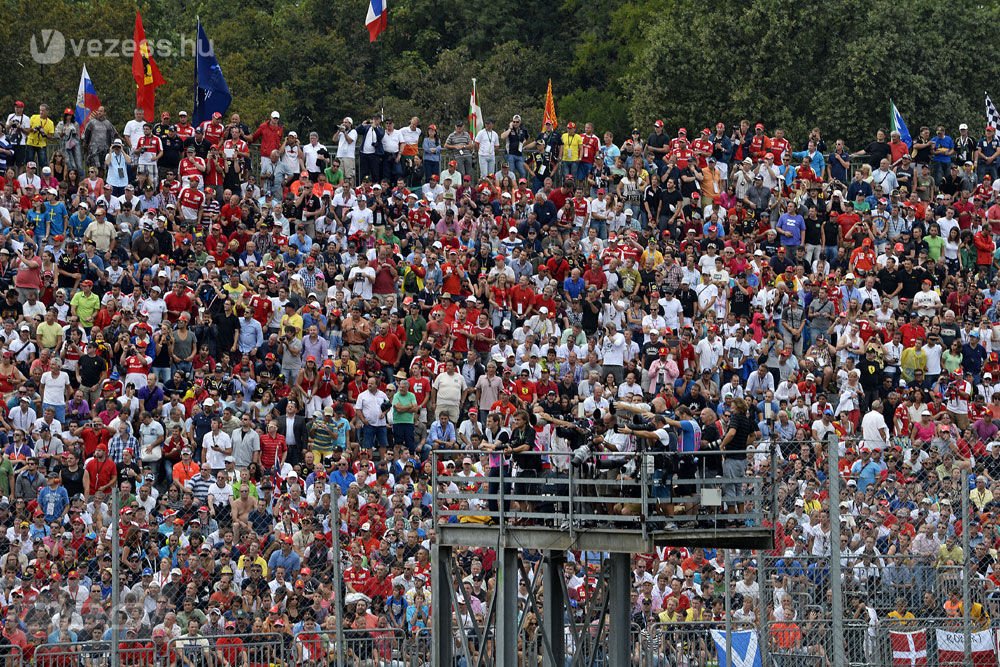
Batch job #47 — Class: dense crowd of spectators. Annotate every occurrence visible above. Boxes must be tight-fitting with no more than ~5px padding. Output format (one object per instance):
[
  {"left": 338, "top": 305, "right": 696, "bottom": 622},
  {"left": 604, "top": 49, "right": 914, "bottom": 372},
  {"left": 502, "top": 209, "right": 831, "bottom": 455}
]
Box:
[{"left": 0, "top": 97, "right": 999, "bottom": 665}]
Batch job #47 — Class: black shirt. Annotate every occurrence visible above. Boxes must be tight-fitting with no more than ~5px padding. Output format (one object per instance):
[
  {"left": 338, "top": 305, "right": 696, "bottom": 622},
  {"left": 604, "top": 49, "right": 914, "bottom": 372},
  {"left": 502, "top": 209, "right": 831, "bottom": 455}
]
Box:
[
  {"left": 78, "top": 354, "right": 107, "bottom": 387},
  {"left": 724, "top": 413, "right": 757, "bottom": 458},
  {"left": 57, "top": 253, "right": 86, "bottom": 289}
]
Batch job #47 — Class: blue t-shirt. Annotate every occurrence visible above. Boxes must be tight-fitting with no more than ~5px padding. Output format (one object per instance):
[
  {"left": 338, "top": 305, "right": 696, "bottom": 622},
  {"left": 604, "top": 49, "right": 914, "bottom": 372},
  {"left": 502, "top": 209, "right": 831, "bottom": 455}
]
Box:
[
  {"left": 932, "top": 135, "right": 954, "bottom": 163},
  {"left": 677, "top": 419, "right": 702, "bottom": 453},
  {"left": 38, "top": 485, "right": 69, "bottom": 522},
  {"left": 45, "top": 201, "right": 68, "bottom": 236}
]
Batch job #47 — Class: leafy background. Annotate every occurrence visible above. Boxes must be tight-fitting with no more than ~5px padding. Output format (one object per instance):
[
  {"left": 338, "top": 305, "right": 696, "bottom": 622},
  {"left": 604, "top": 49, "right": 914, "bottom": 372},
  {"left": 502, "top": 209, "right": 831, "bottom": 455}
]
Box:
[{"left": 3, "top": 0, "right": 998, "bottom": 146}]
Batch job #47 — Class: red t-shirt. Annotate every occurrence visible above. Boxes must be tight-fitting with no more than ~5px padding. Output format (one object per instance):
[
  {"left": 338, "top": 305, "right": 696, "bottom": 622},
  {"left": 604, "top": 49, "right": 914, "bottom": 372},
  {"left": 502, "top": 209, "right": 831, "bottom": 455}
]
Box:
[
  {"left": 580, "top": 134, "right": 600, "bottom": 165},
  {"left": 371, "top": 334, "right": 402, "bottom": 365}
]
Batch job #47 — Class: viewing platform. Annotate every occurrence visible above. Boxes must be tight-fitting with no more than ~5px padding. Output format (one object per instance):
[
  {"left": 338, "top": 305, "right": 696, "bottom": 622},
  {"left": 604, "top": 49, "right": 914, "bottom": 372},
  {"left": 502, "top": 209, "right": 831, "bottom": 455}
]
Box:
[{"left": 431, "top": 447, "right": 777, "bottom": 553}]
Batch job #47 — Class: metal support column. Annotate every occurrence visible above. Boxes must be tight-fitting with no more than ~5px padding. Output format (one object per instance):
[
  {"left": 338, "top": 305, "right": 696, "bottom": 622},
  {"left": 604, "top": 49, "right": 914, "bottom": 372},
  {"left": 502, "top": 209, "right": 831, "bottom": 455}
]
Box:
[
  {"left": 608, "top": 552, "right": 631, "bottom": 666},
  {"left": 431, "top": 544, "right": 453, "bottom": 667},
  {"left": 543, "top": 552, "right": 566, "bottom": 667},
  {"left": 495, "top": 547, "right": 519, "bottom": 667}
]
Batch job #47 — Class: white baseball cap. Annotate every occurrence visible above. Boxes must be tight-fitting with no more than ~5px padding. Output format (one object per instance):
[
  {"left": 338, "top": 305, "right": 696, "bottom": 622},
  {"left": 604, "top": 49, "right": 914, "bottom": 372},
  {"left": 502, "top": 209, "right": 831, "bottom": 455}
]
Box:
[{"left": 271, "top": 111, "right": 280, "bottom": 119}]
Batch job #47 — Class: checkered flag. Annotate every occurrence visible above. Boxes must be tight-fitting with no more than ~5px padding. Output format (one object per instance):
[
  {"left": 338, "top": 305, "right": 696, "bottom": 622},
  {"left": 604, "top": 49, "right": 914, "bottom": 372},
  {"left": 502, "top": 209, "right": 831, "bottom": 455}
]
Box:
[{"left": 987, "top": 92, "right": 1000, "bottom": 128}]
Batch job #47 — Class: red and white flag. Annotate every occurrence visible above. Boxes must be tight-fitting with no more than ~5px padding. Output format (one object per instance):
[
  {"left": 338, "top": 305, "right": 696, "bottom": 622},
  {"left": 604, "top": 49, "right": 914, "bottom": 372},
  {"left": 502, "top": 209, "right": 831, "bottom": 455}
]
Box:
[
  {"left": 890, "top": 630, "right": 927, "bottom": 667},
  {"left": 936, "top": 629, "right": 996, "bottom": 667}
]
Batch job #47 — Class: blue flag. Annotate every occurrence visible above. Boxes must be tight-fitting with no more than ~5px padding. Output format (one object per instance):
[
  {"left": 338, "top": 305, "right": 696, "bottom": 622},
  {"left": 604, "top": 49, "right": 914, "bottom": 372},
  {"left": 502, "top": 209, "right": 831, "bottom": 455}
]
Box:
[
  {"left": 890, "top": 100, "right": 912, "bottom": 149},
  {"left": 193, "top": 21, "right": 231, "bottom": 126},
  {"left": 710, "top": 629, "right": 762, "bottom": 667}
]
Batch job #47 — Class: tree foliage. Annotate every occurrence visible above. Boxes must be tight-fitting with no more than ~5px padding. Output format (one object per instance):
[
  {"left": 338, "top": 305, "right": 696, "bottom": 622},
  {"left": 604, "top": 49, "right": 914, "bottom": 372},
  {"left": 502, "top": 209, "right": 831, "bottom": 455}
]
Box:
[
  {"left": 2, "top": 0, "right": 998, "bottom": 145},
  {"left": 626, "top": 0, "right": 1000, "bottom": 146}
]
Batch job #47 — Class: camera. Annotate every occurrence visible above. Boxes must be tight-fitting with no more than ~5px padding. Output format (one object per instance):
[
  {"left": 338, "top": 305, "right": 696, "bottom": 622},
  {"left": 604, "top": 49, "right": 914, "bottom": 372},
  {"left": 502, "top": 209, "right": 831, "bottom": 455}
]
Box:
[{"left": 556, "top": 418, "right": 595, "bottom": 467}]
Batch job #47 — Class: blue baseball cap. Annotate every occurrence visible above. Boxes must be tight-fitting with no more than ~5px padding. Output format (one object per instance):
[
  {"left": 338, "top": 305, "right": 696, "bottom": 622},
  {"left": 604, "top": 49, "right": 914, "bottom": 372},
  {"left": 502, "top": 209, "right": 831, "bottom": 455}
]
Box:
[{"left": 142, "top": 568, "right": 153, "bottom": 576}]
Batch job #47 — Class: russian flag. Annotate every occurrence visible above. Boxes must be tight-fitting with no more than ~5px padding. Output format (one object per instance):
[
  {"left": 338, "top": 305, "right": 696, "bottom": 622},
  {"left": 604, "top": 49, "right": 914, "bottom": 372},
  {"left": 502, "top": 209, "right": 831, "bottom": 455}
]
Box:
[
  {"left": 75, "top": 64, "right": 102, "bottom": 130},
  {"left": 366, "top": 0, "right": 387, "bottom": 42}
]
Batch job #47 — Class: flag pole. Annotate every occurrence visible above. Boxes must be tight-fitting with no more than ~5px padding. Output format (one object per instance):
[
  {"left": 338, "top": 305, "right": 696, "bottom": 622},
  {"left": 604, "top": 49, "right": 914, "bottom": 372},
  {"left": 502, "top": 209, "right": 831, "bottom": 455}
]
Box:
[{"left": 194, "top": 18, "right": 200, "bottom": 121}]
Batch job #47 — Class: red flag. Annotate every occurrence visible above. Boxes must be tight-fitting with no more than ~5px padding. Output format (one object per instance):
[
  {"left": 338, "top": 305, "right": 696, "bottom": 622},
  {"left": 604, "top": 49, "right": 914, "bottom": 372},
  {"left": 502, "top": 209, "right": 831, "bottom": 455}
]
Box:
[
  {"left": 890, "top": 630, "right": 927, "bottom": 667},
  {"left": 131, "top": 11, "right": 165, "bottom": 122},
  {"left": 542, "top": 79, "right": 558, "bottom": 131},
  {"left": 936, "top": 629, "right": 996, "bottom": 667}
]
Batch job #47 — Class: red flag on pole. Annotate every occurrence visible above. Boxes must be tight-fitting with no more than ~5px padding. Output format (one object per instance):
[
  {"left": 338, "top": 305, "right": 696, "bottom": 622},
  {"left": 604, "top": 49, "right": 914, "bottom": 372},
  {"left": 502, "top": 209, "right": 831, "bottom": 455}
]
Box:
[
  {"left": 132, "top": 11, "right": 165, "bottom": 122},
  {"left": 542, "top": 79, "right": 558, "bottom": 131},
  {"left": 889, "top": 630, "right": 927, "bottom": 667}
]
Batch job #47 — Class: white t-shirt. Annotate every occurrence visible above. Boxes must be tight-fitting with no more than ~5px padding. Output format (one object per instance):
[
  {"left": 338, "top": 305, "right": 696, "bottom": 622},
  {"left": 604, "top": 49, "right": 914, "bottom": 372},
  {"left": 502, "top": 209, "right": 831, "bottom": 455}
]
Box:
[
  {"left": 123, "top": 119, "right": 146, "bottom": 151},
  {"left": 601, "top": 333, "right": 626, "bottom": 366},
  {"left": 337, "top": 129, "right": 358, "bottom": 159},
  {"left": 661, "top": 298, "right": 684, "bottom": 330},
  {"left": 475, "top": 129, "right": 499, "bottom": 157},
  {"left": 41, "top": 371, "right": 70, "bottom": 406},
  {"left": 202, "top": 430, "right": 232, "bottom": 470},
  {"left": 432, "top": 372, "right": 466, "bottom": 406},
  {"left": 860, "top": 410, "right": 889, "bottom": 450},
  {"left": 382, "top": 129, "right": 401, "bottom": 155},
  {"left": 279, "top": 144, "right": 301, "bottom": 171},
  {"left": 5, "top": 114, "right": 28, "bottom": 144},
  {"left": 398, "top": 126, "right": 422, "bottom": 148},
  {"left": 302, "top": 142, "right": 327, "bottom": 172},
  {"left": 694, "top": 337, "right": 723, "bottom": 370},
  {"left": 140, "top": 296, "right": 168, "bottom": 328}
]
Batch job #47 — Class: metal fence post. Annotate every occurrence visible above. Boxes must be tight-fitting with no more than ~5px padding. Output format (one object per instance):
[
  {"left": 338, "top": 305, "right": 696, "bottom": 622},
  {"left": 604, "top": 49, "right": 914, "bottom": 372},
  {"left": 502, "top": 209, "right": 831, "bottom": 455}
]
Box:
[
  {"left": 724, "top": 549, "right": 733, "bottom": 667},
  {"left": 829, "top": 434, "right": 846, "bottom": 667},
  {"left": 962, "top": 473, "right": 971, "bottom": 662}
]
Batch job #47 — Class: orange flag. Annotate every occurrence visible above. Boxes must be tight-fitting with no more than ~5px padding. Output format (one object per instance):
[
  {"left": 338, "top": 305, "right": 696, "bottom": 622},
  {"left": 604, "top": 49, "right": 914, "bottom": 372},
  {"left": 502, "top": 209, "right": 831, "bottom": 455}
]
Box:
[
  {"left": 132, "top": 11, "right": 165, "bottom": 122},
  {"left": 542, "top": 79, "right": 558, "bottom": 131}
]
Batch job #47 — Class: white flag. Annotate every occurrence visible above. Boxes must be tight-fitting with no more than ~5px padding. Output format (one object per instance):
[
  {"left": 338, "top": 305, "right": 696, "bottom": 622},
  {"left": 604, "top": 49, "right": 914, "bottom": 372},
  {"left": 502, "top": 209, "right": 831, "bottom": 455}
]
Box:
[{"left": 468, "top": 79, "right": 484, "bottom": 136}]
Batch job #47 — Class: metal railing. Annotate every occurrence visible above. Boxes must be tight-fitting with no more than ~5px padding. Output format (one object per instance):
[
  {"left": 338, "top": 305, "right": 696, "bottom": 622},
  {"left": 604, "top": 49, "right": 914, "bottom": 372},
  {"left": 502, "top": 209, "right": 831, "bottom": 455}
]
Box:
[
  {"left": 168, "top": 632, "right": 284, "bottom": 667},
  {"left": 432, "top": 447, "right": 777, "bottom": 536}
]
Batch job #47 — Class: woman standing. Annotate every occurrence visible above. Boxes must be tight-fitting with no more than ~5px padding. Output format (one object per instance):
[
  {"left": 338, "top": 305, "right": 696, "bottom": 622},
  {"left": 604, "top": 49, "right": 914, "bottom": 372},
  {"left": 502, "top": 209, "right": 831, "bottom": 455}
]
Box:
[
  {"left": 421, "top": 124, "right": 441, "bottom": 182},
  {"left": 55, "top": 109, "right": 83, "bottom": 173}
]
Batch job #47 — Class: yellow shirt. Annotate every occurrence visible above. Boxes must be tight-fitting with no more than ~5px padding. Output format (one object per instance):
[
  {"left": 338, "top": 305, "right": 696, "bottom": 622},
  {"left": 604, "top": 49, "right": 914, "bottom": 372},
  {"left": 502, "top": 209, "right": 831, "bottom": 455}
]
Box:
[
  {"left": 236, "top": 554, "right": 268, "bottom": 577},
  {"left": 35, "top": 321, "right": 63, "bottom": 350},
  {"left": 27, "top": 115, "right": 54, "bottom": 148},
  {"left": 887, "top": 610, "right": 915, "bottom": 625},
  {"left": 222, "top": 283, "right": 248, "bottom": 298},
  {"left": 280, "top": 313, "right": 304, "bottom": 338},
  {"left": 562, "top": 133, "right": 583, "bottom": 162},
  {"left": 640, "top": 249, "right": 664, "bottom": 266}
]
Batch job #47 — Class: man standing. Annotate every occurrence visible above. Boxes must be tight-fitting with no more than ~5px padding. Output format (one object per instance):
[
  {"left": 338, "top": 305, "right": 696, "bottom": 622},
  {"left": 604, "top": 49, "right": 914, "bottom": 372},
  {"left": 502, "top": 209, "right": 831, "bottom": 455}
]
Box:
[
  {"left": 332, "top": 116, "right": 357, "bottom": 182},
  {"left": 501, "top": 115, "right": 530, "bottom": 179},
  {"left": 474, "top": 119, "right": 499, "bottom": 180},
  {"left": 355, "top": 377, "right": 389, "bottom": 453},
  {"left": 357, "top": 115, "right": 385, "bottom": 183},
  {"left": 26, "top": 103, "right": 54, "bottom": 167},
  {"left": 82, "top": 106, "right": 118, "bottom": 172},
  {"left": 444, "top": 121, "right": 474, "bottom": 177}
]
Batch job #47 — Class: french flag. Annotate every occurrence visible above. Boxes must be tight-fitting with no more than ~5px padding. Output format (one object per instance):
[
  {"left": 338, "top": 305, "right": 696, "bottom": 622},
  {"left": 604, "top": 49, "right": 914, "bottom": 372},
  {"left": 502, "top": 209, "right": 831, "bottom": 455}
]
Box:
[
  {"left": 75, "top": 64, "right": 102, "bottom": 130},
  {"left": 366, "top": 0, "right": 387, "bottom": 42}
]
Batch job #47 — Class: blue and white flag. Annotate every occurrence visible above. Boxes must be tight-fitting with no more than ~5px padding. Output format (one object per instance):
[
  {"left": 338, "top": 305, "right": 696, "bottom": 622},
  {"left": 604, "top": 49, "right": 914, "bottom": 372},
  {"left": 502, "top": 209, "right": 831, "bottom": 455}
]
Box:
[
  {"left": 193, "top": 21, "right": 231, "bottom": 126},
  {"left": 710, "top": 629, "right": 762, "bottom": 667},
  {"left": 890, "top": 100, "right": 912, "bottom": 149}
]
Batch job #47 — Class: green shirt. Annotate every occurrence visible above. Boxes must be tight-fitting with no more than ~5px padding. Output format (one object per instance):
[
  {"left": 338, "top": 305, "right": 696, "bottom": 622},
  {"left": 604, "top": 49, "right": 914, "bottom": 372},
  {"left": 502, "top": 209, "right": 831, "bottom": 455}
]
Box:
[
  {"left": 69, "top": 291, "right": 100, "bottom": 327},
  {"left": 392, "top": 391, "right": 417, "bottom": 425},
  {"left": 0, "top": 457, "right": 13, "bottom": 497},
  {"left": 924, "top": 235, "right": 945, "bottom": 261},
  {"left": 324, "top": 167, "right": 344, "bottom": 185},
  {"left": 403, "top": 315, "right": 427, "bottom": 347}
]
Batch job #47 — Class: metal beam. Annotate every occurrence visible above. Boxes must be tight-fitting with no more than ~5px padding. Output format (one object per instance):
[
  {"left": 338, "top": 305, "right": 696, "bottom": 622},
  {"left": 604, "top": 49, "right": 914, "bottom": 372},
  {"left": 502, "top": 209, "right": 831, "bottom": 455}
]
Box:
[
  {"left": 436, "top": 525, "right": 773, "bottom": 552},
  {"left": 431, "top": 543, "right": 453, "bottom": 667},
  {"left": 543, "top": 553, "right": 566, "bottom": 667},
  {"left": 494, "top": 548, "right": 519, "bottom": 667},
  {"left": 607, "top": 553, "right": 631, "bottom": 667}
]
